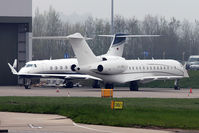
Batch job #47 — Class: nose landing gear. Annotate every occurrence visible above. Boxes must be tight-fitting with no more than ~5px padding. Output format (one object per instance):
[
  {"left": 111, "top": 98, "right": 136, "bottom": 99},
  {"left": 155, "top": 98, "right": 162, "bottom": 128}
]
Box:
[
  {"left": 24, "top": 78, "right": 31, "bottom": 89},
  {"left": 174, "top": 79, "right": 180, "bottom": 90}
]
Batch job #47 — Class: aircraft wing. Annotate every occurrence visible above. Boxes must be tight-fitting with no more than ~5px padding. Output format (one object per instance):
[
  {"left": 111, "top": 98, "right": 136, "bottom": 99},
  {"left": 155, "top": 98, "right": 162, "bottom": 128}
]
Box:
[
  {"left": 16, "top": 73, "right": 102, "bottom": 81},
  {"left": 139, "top": 76, "right": 185, "bottom": 83},
  {"left": 122, "top": 75, "right": 185, "bottom": 83}
]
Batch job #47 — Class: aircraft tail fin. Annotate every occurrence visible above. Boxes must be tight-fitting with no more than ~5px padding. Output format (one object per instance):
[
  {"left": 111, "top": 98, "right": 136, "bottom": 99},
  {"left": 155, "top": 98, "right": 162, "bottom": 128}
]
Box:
[
  {"left": 8, "top": 63, "right": 18, "bottom": 75},
  {"left": 99, "top": 34, "right": 161, "bottom": 57},
  {"left": 67, "top": 33, "right": 99, "bottom": 66},
  {"left": 99, "top": 34, "right": 127, "bottom": 57},
  {"left": 32, "top": 33, "right": 96, "bottom": 66}
]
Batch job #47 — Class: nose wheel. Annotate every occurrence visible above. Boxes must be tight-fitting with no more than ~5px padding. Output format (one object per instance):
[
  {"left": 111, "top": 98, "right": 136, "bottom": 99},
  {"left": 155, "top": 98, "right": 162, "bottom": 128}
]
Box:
[
  {"left": 24, "top": 78, "right": 31, "bottom": 89},
  {"left": 174, "top": 79, "right": 180, "bottom": 90}
]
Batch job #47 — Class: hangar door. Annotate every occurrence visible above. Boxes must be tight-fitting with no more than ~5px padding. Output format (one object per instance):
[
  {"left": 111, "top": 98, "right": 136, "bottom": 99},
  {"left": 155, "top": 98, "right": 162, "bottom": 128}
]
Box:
[{"left": 0, "top": 23, "right": 18, "bottom": 85}]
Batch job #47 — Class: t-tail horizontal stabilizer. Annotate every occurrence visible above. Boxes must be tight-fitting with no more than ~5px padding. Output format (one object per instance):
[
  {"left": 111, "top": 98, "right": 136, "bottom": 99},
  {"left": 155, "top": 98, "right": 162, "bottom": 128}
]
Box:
[
  {"left": 99, "top": 34, "right": 161, "bottom": 57},
  {"left": 32, "top": 36, "right": 92, "bottom": 40}
]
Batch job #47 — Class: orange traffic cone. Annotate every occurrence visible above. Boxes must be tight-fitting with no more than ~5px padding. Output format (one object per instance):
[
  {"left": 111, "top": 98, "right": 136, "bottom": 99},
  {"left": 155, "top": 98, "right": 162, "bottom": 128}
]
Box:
[
  {"left": 56, "top": 88, "right": 60, "bottom": 93},
  {"left": 190, "top": 88, "right": 192, "bottom": 93}
]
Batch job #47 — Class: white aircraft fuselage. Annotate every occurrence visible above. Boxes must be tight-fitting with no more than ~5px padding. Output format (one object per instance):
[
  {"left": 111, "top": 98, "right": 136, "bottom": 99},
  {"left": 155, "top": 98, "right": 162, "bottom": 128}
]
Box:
[
  {"left": 18, "top": 55, "right": 120, "bottom": 76},
  {"left": 66, "top": 33, "right": 189, "bottom": 90},
  {"left": 19, "top": 58, "right": 78, "bottom": 75},
  {"left": 79, "top": 59, "right": 188, "bottom": 83}
]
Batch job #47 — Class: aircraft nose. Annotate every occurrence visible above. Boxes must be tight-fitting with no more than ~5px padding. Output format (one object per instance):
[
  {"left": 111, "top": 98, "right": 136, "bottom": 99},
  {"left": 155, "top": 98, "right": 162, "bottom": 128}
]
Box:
[{"left": 19, "top": 68, "right": 29, "bottom": 74}]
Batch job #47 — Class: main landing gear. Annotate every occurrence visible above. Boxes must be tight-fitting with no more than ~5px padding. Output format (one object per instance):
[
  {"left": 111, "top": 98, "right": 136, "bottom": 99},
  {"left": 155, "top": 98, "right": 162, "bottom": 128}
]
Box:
[
  {"left": 92, "top": 80, "right": 100, "bottom": 88},
  {"left": 63, "top": 80, "right": 73, "bottom": 88},
  {"left": 105, "top": 83, "right": 114, "bottom": 89},
  {"left": 174, "top": 79, "right": 180, "bottom": 90},
  {"left": 129, "top": 81, "right": 139, "bottom": 91}
]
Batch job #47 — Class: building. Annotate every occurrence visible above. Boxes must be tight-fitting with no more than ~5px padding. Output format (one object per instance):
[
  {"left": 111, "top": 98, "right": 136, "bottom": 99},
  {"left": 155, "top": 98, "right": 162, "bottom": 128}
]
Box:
[{"left": 0, "top": 0, "right": 32, "bottom": 85}]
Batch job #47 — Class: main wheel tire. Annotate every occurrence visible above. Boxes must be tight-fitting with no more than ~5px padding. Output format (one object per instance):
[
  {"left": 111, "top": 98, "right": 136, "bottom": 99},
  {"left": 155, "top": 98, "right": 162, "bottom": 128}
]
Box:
[
  {"left": 174, "top": 85, "right": 180, "bottom": 90},
  {"left": 65, "top": 82, "right": 73, "bottom": 88},
  {"left": 105, "top": 83, "right": 114, "bottom": 89},
  {"left": 130, "top": 81, "right": 139, "bottom": 91}
]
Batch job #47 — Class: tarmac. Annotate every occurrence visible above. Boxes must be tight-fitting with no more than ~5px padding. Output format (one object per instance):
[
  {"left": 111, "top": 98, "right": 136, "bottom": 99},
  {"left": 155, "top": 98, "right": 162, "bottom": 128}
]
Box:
[
  {"left": 0, "top": 86, "right": 199, "bottom": 133},
  {"left": 0, "top": 86, "right": 198, "bottom": 98},
  {"left": 0, "top": 112, "right": 172, "bottom": 133}
]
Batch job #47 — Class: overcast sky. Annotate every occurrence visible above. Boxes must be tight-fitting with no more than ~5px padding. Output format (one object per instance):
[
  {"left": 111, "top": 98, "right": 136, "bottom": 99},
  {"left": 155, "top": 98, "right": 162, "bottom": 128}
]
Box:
[{"left": 33, "top": 0, "right": 199, "bottom": 21}]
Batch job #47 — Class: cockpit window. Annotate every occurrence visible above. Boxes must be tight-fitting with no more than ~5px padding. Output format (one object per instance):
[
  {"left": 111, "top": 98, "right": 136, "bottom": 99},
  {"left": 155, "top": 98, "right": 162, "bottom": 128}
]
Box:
[
  {"left": 26, "top": 64, "right": 37, "bottom": 68},
  {"left": 26, "top": 64, "right": 33, "bottom": 67}
]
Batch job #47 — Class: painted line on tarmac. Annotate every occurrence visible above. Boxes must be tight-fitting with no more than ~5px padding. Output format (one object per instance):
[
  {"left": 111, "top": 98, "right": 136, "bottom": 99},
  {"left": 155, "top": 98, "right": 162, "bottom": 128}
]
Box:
[
  {"left": 28, "top": 124, "right": 42, "bottom": 129},
  {"left": 73, "top": 122, "right": 117, "bottom": 133}
]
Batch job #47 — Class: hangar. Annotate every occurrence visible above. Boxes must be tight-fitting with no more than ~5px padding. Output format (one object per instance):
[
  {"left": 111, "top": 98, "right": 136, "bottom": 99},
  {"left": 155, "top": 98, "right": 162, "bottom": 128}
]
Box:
[{"left": 0, "top": 0, "right": 32, "bottom": 85}]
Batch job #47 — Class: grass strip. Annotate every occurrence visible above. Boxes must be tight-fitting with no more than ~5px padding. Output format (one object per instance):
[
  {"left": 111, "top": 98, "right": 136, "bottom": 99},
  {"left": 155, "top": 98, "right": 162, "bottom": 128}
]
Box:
[{"left": 0, "top": 97, "right": 199, "bottom": 129}]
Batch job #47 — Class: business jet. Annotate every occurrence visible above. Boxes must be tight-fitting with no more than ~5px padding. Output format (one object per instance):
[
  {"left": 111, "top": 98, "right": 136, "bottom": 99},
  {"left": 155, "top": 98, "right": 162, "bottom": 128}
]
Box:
[
  {"left": 66, "top": 33, "right": 189, "bottom": 91},
  {"left": 8, "top": 34, "right": 133, "bottom": 89},
  {"left": 8, "top": 59, "right": 102, "bottom": 89},
  {"left": 8, "top": 33, "right": 160, "bottom": 89}
]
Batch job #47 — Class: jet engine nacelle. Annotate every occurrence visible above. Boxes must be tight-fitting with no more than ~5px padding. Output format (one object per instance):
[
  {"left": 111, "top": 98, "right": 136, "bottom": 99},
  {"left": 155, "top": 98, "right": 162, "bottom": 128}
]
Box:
[
  {"left": 71, "top": 64, "right": 80, "bottom": 71},
  {"left": 95, "top": 60, "right": 128, "bottom": 75}
]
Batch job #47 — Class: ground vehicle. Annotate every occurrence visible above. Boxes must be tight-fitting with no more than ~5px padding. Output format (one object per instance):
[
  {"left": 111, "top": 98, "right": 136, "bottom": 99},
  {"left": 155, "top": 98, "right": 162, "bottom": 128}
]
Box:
[{"left": 186, "top": 55, "right": 199, "bottom": 70}]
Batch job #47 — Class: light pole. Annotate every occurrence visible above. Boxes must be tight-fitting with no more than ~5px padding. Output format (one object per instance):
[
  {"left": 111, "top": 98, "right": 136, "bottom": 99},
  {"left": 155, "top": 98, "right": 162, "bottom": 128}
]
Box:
[{"left": 111, "top": 0, "right": 114, "bottom": 34}]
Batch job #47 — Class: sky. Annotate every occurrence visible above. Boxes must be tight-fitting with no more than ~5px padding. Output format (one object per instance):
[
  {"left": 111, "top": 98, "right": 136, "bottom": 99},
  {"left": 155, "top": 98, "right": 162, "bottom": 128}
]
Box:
[{"left": 33, "top": 0, "right": 199, "bottom": 21}]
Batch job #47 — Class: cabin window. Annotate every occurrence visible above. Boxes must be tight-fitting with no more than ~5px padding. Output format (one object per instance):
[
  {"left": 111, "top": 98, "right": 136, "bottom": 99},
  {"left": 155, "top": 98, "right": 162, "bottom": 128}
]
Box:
[
  {"left": 55, "top": 66, "right": 58, "bottom": 70},
  {"left": 139, "top": 66, "right": 141, "bottom": 70},
  {"left": 50, "top": 66, "right": 53, "bottom": 70},
  {"left": 102, "top": 57, "right": 107, "bottom": 61},
  {"left": 60, "top": 66, "right": 63, "bottom": 70},
  {"left": 65, "top": 66, "right": 68, "bottom": 69},
  {"left": 34, "top": 64, "right": 37, "bottom": 67},
  {"left": 143, "top": 66, "right": 145, "bottom": 70}
]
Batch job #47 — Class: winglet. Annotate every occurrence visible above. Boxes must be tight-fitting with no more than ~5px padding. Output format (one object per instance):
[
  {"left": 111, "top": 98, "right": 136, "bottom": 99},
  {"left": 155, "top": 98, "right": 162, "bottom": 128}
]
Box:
[
  {"left": 13, "top": 59, "right": 17, "bottom": 69},
  {"left": 8, "top": 63, "right": 18, "bottom": 75}
]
